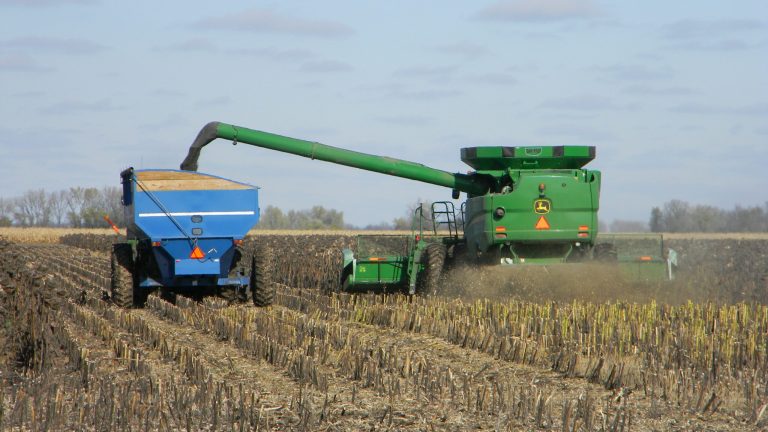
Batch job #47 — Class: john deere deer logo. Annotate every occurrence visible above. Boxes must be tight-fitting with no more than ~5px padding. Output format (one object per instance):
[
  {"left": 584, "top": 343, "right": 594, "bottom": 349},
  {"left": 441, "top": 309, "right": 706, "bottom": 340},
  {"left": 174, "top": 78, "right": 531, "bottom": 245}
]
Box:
[{"left": 534, "top": 199, "right": 551, "bottom": 214}]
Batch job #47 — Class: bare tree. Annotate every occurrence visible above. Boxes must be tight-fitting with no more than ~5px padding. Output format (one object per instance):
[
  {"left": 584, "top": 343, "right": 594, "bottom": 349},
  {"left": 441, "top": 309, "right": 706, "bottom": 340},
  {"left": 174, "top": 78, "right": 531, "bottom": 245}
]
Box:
[
  {"left": 651, "top": 199, "right": 768, "bottom": 232},
  {"left": 48, "top": 190, "right": 68, "bottom": 227},
  {"left": 689, "top": 205, "right": 725, "bottom": 232},
  {"left": 649, "top": 207, "right": 663, "bottom": 232},
  {"left": 66, "top": 187, "right": 86, "bottom": 227},
  {"left": 0, "top": 197, "right": 13, "bottom": 226},
  {"left": 13, "top": 189, "right": 50, "bottom": 226},
  {"left": 101, "top": 186, "right": 125, "bottom": 227},
  {"left": 661, "top": 199, "right": 692, "bottom": 232}
]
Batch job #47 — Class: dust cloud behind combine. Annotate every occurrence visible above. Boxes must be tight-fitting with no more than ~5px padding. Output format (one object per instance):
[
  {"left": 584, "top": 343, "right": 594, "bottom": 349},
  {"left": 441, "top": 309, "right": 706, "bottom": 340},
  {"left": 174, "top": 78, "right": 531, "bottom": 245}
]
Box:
[
  {"left": 443, "top": 264, "right": 694, "bottom": 305},
  {"left": 441, "top": 236, "right": 768, "bottom": 305}
]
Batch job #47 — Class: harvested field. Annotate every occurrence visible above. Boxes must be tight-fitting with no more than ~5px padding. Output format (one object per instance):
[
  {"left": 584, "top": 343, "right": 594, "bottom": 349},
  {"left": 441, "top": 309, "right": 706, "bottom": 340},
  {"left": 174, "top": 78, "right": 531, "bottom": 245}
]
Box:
[{"left": 1, "top": 229, "right": 767, "bottom": 430}]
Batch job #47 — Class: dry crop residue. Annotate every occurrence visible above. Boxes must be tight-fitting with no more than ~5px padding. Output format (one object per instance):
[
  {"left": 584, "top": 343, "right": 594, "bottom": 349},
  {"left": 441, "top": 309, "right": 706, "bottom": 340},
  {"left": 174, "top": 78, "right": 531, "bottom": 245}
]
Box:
[{"left": 1, "top": 233, "right": 766, "bottom": 430}]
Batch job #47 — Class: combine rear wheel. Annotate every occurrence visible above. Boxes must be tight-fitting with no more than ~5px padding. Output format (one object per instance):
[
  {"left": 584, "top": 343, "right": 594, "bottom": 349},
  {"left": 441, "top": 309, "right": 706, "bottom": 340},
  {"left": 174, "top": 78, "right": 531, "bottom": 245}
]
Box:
[
  {"left": 417, "top": 243, "right": 446, "bottom": 296},
  {"left": 250, "top": 244, "right": 275, "bottom": 307},
  {"left": 111, "top": 243, "right": 135, "bottom": 308}
]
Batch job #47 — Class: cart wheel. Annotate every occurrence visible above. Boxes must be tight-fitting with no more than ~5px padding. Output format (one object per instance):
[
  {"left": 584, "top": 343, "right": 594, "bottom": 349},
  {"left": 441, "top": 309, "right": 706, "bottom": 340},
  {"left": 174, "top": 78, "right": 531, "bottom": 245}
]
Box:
[
  {"left": 251, "top": 244, "right": 275, "bottom": 307},
  {"left": 111, "top": 243, "right": 135, "bottom": 308}
]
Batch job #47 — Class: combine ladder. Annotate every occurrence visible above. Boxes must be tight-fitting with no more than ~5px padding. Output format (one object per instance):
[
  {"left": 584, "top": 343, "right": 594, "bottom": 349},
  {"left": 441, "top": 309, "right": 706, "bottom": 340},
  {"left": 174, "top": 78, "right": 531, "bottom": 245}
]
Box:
[{"left": 431, "top": 201, "right": 460, "bottom": 240}]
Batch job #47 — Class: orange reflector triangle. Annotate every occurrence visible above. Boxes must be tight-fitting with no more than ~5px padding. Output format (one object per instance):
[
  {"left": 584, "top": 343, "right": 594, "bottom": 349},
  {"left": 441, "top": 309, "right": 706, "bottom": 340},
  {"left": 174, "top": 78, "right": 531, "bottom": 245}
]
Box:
[
  {"left": 190, "top": 246, "right": 205, "bottom": 259},
  {"left": 535, "top": 216, "right": 550, "bottom": 230}
]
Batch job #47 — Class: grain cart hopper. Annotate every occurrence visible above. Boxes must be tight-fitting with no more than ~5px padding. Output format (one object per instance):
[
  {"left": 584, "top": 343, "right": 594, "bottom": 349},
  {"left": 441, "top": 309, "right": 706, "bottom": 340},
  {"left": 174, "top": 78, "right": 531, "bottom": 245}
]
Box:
[
  {"left": 180, "top": 121, "right": 674, "bottom": 294},
  {"left": 112, "top": 168, "right": 273, "bottom": 307}
]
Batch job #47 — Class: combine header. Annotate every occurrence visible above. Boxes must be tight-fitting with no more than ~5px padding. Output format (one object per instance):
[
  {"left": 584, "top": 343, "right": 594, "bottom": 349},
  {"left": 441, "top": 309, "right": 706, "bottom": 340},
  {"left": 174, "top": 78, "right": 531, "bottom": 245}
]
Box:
[
  {"left": 111, "top": 168, "right": 273, "bottom": 307},
  {"left": 181, "top": 121, "right": 674, "bottom": 294}
]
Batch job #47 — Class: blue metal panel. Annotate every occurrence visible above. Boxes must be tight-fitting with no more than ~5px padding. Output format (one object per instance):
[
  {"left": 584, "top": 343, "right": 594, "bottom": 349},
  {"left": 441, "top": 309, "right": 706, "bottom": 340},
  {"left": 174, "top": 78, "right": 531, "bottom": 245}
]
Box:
[
  {"left": 152, "top": 238, "right": 235, "bottom": 279},
  {"left": 175, "top": 259, "right": 221, "bottom": 276},
  {"left": 129, "top": 169, "right": 259, "bottom": 241},
  {"left": 133, "top": 190, "right": 259, "bottom": 240},
  {"left": 122, "top": 169, "right": 260, "bottom": 289}
]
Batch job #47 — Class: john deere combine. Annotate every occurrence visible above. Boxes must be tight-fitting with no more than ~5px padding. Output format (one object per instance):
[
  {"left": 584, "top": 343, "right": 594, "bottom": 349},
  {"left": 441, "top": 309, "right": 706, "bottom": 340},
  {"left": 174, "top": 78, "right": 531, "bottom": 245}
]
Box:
[{"left": 181, "top": 121, "right": 675, "bottom": 294}]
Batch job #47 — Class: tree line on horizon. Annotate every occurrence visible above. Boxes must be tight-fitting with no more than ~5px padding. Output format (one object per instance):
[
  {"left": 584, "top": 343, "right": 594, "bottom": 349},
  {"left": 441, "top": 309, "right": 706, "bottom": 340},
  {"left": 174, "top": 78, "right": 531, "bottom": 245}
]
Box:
[
  {"left": 1, "top": 188, "right": 766, "bottom": 233},
  {"left": 0, "top": 187, "right": 124, "bottom": 228},
  {"left": 649, "top": 200, "right": 768, "bottom": 233}
]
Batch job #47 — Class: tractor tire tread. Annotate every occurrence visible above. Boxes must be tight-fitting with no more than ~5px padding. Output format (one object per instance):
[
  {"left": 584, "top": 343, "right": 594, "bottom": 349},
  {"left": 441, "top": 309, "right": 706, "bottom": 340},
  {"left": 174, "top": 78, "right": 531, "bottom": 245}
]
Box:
[
  {"left": 251, "top": 244, "right": 275, "bottom": 307},
  {"left": 111, "top": 243, "right": 135, "bottom": 308},
  {"left": 418, "top": 243, "right": 446, "bottom": 296}
]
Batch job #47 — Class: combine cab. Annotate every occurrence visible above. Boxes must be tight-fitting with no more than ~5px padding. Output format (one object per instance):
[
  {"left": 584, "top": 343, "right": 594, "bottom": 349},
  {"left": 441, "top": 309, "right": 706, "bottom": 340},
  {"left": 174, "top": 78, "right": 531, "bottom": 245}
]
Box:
[{"left": 111, "top": 168, "right": 273, "bottom": 307}]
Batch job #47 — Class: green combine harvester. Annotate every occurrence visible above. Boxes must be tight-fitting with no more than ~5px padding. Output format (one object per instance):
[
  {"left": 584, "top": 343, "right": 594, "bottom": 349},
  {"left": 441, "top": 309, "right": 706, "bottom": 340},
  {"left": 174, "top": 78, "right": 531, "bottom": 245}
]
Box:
[{"left": 181, "top": 121, "right": 675, "bottom": 294}]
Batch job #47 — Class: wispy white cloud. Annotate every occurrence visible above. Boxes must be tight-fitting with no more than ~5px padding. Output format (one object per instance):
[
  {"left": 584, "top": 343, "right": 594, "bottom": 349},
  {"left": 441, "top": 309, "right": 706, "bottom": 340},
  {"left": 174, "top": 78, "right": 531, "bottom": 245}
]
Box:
[
  {"left": 670, "top": 102, "right": 768, "bottom": 116},
  {"left": 540, "top": 94, "right": 639, "bottom": 111},
  {"left": 196, "top": 9, "right": 354, "bottom": 38},
  {"left": 371, "top": 83, "right": 463, "bottom": 100},
  {"left": 151, "top": 89, "right": 186, "bottom": 98},
  {"left": 156, "top": 38, "right": 218, "bottom": 53},
  {"left": 464, "top": 72, "right": 517, "bottom": 86},
  {"left": 231, "top": 47, "right": 315, "bottom": 62},
  {"left": 662, "top": 19, "right": 766, "bottom": 39},
  {"left": 393, "top": 65, "right": 457, "bottom": 81},
  {"left": 0, "top": 53, "right": 51, "bottom": 72},
  {"left": 157, "top": 39, "right": 318, "bottom": 63},
  {"left": 40, "top": 98, "right": 123, "bottom": 115},
  {"left": 621, "top": 85, "right": 695, "bottom": 97},
  {"left": 376, "top": 115, "right": 433, "bottom": 126},
  {"left": 195, "top": 96, "right": 230, "bottom": 107},
  {"left": 0, "top": 0, "right": 95, "bottom": 6},
  {"left": 11, "top": 90, "right": 46, "bottom": 97},
  {"left": 661, "top": 19, "right": 767, "bottom": 51},
  {"left": 0, "top": 36, "right": 106, "bottom": 54},
  {"left": 476, "top": 0, "right": 597, "bottom": 22},
  {"left": 432, "top": 41, "right": 489, "bottom": 59},
  {"left": 299, "top": 60, "right": 353, "bottom": 73},
  {"left": 594, "top": 64, "right": 673, "bottom": 81},
  {"left": 537, "top": 124, "right": 614, "bottom": 142},
  {"left": 667, "top": 39, "right": 763, "bottom": 51},
  {"left": 396, "top": 89, "right": 462, "bottom": 100}
]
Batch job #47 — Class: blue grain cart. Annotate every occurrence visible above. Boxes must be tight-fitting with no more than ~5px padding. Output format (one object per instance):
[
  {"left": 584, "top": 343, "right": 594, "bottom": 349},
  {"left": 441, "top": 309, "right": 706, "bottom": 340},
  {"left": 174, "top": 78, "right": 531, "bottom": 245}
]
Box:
[{"left": 111, "top": 168, "right": 273, "bottom": 307}]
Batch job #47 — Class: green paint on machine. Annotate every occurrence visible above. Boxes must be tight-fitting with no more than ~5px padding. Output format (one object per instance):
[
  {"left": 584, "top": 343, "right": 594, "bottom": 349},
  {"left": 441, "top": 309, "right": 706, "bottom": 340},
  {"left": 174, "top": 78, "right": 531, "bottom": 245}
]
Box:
[{"left": 181, "top": 122, "right": 677, "bottom": 294}]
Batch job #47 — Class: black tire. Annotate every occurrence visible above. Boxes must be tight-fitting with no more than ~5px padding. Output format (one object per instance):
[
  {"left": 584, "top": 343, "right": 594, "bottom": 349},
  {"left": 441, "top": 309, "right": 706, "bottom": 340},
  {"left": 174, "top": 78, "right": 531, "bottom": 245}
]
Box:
[
  {"left": 111, "top": 243, "right": 135, "bottom": 308},
  {"left": 417, "top": 243, "right": 446, "bottom": 296},
  {"left": 446, "top": 242, "right": 473, "bottom": 269},
  {"left": 250, "top": 244, "right": 275, "bottom": 307},
  {"left": 594, "top": 243, "right": 618, "bottom": 262}
]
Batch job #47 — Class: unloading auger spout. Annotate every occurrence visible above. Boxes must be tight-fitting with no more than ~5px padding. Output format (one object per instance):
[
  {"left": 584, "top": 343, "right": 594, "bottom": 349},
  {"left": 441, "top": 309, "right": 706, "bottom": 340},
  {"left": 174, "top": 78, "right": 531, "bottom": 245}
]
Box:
[{"left": 180, "top": 121, "right": 492, "bottom": 196}]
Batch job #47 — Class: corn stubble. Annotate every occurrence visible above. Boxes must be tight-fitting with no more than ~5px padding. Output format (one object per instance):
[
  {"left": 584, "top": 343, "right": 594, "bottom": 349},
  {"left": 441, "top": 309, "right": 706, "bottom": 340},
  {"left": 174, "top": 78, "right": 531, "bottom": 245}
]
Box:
[{"left": 0, "top": 231, "right": 766, "bottom": 430}]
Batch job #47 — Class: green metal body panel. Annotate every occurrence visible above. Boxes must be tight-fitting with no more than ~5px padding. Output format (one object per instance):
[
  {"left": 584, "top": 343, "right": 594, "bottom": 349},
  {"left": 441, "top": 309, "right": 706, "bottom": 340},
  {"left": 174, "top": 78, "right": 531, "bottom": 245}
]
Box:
[
  {"left": 181, "top": 122, "right": 601, "bottom": 262},
  {"left": 597, "top": 233, "right": 674, "bottom": 281},
  {"left": 341, "top": 234, "right": 426, "bottom": 292},
  {"left": 353, "top": 258, "right": 406, "bottom": 283},
  {"left": 463, "top": 169, "right": 600, "bottom": 262},
  {"left": 179, "top": 121, "right": 676, "bottom": 287},
  {"left": 618, "top": 261, "right": 669, "bottom": 281},
  {"left": 182, "top": 122, "right": 489, "bottom": 196},
  {"left": 461, "top": 146, "right": 596, "bottom": 170}
]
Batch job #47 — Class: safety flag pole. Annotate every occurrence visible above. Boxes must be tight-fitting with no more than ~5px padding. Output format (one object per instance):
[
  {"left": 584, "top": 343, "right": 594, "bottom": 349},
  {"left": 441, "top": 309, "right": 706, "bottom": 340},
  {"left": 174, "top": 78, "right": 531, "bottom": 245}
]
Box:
[{"left": 103, "top": 214, "right": 121, "bottom": 235}]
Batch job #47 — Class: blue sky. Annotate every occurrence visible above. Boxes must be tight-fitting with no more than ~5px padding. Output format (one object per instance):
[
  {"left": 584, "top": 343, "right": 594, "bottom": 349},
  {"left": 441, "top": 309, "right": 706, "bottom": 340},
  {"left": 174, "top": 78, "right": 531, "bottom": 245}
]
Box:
[{"left": 1, "top": 0, "right": 766, "bottom": 227}]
